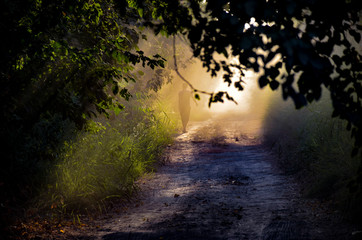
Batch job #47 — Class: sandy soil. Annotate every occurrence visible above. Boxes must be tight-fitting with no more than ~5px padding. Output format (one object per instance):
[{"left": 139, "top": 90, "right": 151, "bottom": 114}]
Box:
[{"left": 51, "top": 119, "right": 360, "bottom": 240}]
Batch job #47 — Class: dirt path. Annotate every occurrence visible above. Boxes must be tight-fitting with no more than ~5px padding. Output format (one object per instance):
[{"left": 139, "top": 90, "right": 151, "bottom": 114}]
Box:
[{"left": 66, "top": 120, "right": 359, "bottom": 240}]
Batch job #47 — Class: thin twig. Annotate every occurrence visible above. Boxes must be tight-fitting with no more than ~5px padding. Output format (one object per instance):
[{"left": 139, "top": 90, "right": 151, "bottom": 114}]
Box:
[
  {"left": 172, "top": 36, "right": 213, "bottom": 96},
  {"left": 173, "top": 35, "right": 238, "bottom": 106}
]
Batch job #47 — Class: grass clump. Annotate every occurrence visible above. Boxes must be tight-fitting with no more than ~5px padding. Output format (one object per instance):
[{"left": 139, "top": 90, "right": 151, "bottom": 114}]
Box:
[{"left": 39, "top": 104, "right": 176, "bottom": 216}]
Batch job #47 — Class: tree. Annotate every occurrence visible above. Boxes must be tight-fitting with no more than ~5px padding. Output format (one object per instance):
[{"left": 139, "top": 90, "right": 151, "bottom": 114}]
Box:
[
  {"left": 0, "top": 0, "right": 168, "bottom": 129},
  {"left": 140, "top": 0, "right": 362, "bottom": 194},
  {"left": 140, "top": 0, "right": 362, "bottom": 155},
  {"left": 0, "top": 0, "right": 166, "bottom": 218}
]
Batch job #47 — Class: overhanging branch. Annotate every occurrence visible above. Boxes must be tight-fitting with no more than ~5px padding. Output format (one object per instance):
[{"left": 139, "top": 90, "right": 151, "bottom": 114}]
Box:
[
  {"left": 173, "top": 35, "right": 212, "bottom": 96},
  {"left": 172, "top": 35, "right": 238, "bottom": 106}
]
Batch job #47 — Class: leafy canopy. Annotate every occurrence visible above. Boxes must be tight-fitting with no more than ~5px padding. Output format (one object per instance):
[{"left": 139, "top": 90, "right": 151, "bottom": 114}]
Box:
[{"left": 141, "top": 0, "right": 362, "bottom": 153}]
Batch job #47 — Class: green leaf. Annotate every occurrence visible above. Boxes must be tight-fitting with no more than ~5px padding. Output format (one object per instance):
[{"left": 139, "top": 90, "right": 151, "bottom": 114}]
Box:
[
  {"left": 138, "top": 8, "right": 143, "bottom": 17},
  {"left": 113, "top": 104, "right": 124, "bottom": 115}
]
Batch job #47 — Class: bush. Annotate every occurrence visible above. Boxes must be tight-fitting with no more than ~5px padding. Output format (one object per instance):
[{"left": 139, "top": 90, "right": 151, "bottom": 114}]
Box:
[
  {"left": 36, "top": 100, "right": 176, "bottom": 216},
  {"left": 262, "top": 91, "right": 361, "bottom": 221}
]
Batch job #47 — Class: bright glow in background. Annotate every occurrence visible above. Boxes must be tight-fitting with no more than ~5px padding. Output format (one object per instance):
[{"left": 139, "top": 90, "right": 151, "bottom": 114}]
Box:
[{"left": 210, "top": 70, "right": 258, "bottom": 114}]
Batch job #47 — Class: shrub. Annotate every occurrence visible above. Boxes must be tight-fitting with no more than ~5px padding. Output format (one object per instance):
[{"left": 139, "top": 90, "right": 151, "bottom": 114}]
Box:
[
  {"left": 38, "top": 102, "right": 176, "bottom": 216},
  {"left": 262, "top": 91, "right": 361, "bottom": 221}
]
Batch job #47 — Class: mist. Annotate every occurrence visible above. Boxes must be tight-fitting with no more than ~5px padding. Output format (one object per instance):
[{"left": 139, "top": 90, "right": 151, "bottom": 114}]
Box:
[
  {"left": 158, "top": 61, "right": 275, "bottom": 138},
  {"left": 137, "top": 32, "right": 355, "bottom": 157}
]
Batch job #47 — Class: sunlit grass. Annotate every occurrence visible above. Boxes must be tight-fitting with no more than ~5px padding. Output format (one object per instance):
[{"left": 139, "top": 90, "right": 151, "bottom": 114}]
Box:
[{"left": 38, "top": 105, "right": 177, "bottom": 216}]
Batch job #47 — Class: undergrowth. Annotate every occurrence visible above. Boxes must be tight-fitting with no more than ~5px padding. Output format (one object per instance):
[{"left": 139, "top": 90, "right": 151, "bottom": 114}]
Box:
[
  {"left": 35, "top": 99, "right": 176, "bottom": 219},
  {"left": 262, "top": 92, "right": 362, "bottom": 222}
]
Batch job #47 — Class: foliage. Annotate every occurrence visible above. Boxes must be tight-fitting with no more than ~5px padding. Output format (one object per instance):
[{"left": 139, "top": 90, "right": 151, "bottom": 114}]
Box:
[
  {"left": 40, "top": 101, "right": 175, "bottom": 215},
  {"left": 142, "top": 0, "right": 362, "bottom": 204},
  {"left": 263, "top": 93, "right": 362, "bottom": 221},
  {"left": 1, "top": 0, "right": 168, "bottom": 128},
  {"left": 0, "top": 0, "right": 169, "bottom": 231},
  {"left": 0, "top": 0, "right": 181, "bottom": 176},
  {"left": 123, "top": 0, "right": 362, "bottom": 153}
]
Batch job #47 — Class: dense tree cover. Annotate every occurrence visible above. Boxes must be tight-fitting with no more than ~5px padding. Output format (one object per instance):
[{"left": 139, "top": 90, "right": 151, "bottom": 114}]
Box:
[
  {"left": 1, "top": 0, "right": 361, "bottom": 223},
  {"left": 0, "top": 0, "right": 167, "bottom": 227},
  {"left": 1, "top": 0, "right": 166, "bottom": 128}
]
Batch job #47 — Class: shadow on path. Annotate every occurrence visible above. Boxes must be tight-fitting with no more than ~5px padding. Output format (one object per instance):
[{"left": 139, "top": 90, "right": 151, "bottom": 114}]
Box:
[{"left": 71, "top": 120, "right": 359, "bottom": 240}]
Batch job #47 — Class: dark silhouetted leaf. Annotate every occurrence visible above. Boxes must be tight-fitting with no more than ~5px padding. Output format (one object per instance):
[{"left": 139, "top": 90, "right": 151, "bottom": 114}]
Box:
[
  {"left": 258, "top": 75, "right": 269, "bottom": 89},
  {"left": 269, "top": 80, "right": 279, "bottom": 91},
  {"left": 349, "top": 29, "right": 361, "bottom": 43},
  {"left": 234, "top": 81, "right": 244, "bottom": 91}
]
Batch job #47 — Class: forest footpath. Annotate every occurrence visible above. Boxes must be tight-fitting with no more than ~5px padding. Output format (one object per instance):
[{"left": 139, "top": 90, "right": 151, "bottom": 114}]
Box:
[{"left": 49, "top": 119, "right": 360, "bottom": 240}]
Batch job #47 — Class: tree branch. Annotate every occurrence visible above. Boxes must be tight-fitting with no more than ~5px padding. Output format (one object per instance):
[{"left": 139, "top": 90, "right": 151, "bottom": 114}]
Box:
[
  {"left": 173, "top": 35, "right": 212, "bottom": 96},
  {"left": 173, "top": 35, "right": 238, "bottom": 106}
]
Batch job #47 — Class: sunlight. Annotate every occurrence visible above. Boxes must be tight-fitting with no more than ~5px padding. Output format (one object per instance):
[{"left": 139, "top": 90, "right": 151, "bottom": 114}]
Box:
[
  {"left": 210, "top": 70, "right": 257, "bottom": 114},
  {"left": 244, "top": 17, "right": 258, "bottom": 31}
]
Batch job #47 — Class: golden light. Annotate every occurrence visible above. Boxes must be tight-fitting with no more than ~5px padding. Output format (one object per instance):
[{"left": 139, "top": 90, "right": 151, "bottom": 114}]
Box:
[{"left": 210, "top": 69, "right": 258, "bottom": 114}]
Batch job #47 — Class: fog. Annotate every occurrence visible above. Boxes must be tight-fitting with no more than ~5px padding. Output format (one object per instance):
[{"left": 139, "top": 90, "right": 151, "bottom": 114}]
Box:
[
  {"left": 135, "top": 34, "right": 285, "bottom": 137},
  {"left": 156, "top": 56, "right": 275, "bottom": 136}
]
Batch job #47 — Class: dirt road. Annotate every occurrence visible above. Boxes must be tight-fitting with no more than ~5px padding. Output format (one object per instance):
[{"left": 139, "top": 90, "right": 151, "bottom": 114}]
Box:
[{"left": 66, "top": 120, "right": 359, "bottom": 240}]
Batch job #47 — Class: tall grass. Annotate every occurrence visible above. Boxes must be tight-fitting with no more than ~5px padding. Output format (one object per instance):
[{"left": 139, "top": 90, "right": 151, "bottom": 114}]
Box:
[
  {"left": 37, "top": 100, "right": 176, "bottom": 216},
  {"left": 262, "top": 91, "right": 361, "bottom": 221}
]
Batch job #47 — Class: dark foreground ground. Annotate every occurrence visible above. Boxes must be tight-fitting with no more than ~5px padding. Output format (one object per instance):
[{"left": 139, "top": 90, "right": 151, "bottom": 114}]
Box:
[{"left": 21, "top": 120, "right": 362, "bottom": 240}]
